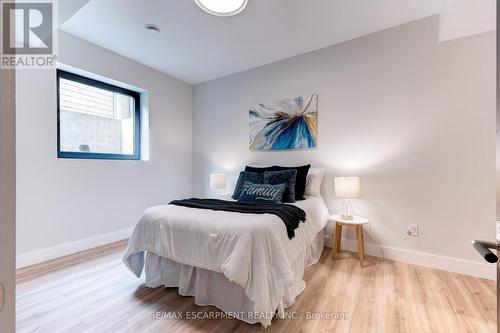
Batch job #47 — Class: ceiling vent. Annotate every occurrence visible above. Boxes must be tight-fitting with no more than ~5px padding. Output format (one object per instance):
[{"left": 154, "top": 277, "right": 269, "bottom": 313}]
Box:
[{"left": 144, "top": 24, "right": 160, "bottom": 33}]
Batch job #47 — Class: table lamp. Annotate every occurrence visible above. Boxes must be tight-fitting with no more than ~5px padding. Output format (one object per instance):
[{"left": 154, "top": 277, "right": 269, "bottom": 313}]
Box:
[
  {"left": 210, "top": 174, "right": 226, "bottom": 196},
  {"left": 334, "top": 177, "right": 360, "bottom": 220}
]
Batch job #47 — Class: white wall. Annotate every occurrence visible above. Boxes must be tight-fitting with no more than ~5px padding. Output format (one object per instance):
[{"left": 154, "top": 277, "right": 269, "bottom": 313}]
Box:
[
  {"left": 16, "top": 31, "right": 193, "bottom": 265},
  {"left": 193, "top": 17, "right": 496, "bottom": 278}
]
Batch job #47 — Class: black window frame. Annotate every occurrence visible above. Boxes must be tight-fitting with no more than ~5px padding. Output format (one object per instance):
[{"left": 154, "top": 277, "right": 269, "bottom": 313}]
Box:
[{"left": 57, "top": 69, "right": 141, "bottom": 160}]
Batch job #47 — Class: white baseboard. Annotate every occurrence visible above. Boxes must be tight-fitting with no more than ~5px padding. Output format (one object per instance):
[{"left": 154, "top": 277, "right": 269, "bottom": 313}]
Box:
[
  {"left": 324, "top": 235, "right": 496, "bottom": 280},
  {"left": 16, "top": 229, "right": 495, "bottom": 280},
  {"left": 16, "top": 227, "right": 134, "bottom": 269}
]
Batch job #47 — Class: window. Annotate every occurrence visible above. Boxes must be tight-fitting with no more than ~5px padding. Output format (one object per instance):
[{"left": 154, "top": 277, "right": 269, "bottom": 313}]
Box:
[{"left": 57, "top": 70, "right": 141, "bottom": 160}]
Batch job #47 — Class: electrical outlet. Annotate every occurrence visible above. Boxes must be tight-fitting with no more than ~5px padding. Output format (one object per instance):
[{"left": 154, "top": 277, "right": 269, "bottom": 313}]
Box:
[{"left": 407, "top": 224, "right": 419, "bottom": 237}]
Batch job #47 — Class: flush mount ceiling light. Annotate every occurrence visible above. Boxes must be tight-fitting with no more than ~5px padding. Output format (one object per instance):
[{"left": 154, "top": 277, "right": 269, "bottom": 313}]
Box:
[{"left": 195, "top": 0, "right": 248, "bottom": 17}]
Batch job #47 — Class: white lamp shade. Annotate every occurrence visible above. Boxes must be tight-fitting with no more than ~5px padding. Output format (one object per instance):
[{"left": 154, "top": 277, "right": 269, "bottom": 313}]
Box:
[
  {"left": 334, "top": 177, "right": 360, "bottom": 199},
  {"left": 210, "top": 174, "right": 226, "bottom": 189}
]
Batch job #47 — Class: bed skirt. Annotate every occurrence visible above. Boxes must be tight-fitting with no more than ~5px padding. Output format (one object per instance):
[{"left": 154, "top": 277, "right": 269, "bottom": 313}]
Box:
[{"left": 143, "top": 229, "right": 324, "bottom": 325}]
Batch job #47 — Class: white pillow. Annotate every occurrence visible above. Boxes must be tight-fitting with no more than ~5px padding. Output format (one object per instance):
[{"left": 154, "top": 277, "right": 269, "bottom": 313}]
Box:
[{"left": 305, "top": 168, "right": 325, "bottom": 197}]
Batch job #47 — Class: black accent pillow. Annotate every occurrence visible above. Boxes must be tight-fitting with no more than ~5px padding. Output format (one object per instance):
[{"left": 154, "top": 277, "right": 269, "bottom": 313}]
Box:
[
  {"left": 263, "top": 169, "right": 297, "bottom": 203},
  {"left": 244, "top": 165, "right": 274, "bottom": 173},
  {"left": 238, "top": 182, "right": 287, "bottom": 203},
  {"left": 273, "top": 164, "right": 311, "bottom": 201},
  {"left": 232, "top": 171, "right": 264, "bottom": 199}
]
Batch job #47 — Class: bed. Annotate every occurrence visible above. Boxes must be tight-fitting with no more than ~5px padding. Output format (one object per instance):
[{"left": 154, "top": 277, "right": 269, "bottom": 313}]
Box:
[{"left": 123, "top": 195, "right": 329, "bottom": 327}]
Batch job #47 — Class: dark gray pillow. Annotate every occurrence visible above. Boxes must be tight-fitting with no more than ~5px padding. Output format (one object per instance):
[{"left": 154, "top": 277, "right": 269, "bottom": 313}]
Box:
[
  {"left": 238, "top": 182, "right": 286, "bottom": 203},
  {"left": 263, "top": 169, "right": 297, "bottom": 203},
  {"left": 232, "top": 171, "right": 264, "bottom": 199},
  {"left": 273, "top": 164, "right": 310, "bottom": 201}
]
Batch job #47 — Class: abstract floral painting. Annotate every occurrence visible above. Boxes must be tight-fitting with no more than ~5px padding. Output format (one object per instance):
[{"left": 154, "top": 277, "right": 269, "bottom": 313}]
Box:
[{"left": 249, "top": 94, "right": 318, "bottom": 150}]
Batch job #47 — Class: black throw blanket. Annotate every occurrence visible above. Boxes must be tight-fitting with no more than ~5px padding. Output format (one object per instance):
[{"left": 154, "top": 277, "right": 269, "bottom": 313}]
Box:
[{"left": 169, "top": 198, "right": 306, "bottom": 239}]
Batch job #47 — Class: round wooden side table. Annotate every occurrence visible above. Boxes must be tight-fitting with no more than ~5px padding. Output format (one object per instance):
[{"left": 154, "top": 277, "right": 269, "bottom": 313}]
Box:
[{"left": 329, "top": 214, "right": 370, "bottom": 267}]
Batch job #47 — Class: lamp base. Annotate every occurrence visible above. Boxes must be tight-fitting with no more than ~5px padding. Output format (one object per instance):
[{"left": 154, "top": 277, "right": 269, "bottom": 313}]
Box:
[
  {"left": 341, "top": 214, "right": 354, "bottom": 220},
  {"left": 340, "top": 199, "right": 355, "bottom": 220}
]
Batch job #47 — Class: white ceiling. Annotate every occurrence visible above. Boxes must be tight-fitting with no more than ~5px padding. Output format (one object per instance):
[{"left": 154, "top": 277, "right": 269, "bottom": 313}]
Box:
[
  {"left": 61, "top": 0, "right": 449, "bottom": 84},
  {"left": 439, "top": 0, "right": 496, "bottom": 42}
]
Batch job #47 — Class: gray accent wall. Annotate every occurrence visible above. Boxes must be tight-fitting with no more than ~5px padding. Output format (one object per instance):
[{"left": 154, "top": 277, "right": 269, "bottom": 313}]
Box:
[
  {"left": 193, "top": 16, "right": 496, "bottom": 273},
  {"left": 0, "top": 41, "right": 16, "bottom": 333}
]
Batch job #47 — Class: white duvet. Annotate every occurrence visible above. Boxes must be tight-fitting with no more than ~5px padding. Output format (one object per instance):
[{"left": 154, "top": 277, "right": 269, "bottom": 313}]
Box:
[{"left": 123, "top": 196, "right": 329, "bottom": 326}]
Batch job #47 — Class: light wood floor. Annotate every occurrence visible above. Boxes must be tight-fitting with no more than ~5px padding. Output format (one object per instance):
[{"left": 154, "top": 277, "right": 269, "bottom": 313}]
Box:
[{"left": 16, "top": 241, "right": 496, "bottom": 333}]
